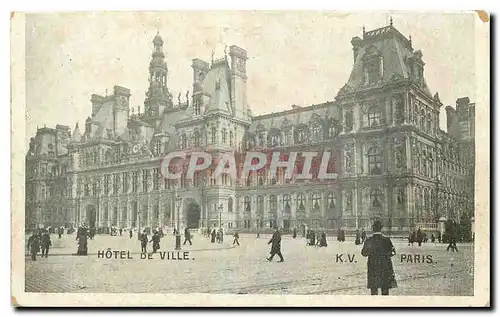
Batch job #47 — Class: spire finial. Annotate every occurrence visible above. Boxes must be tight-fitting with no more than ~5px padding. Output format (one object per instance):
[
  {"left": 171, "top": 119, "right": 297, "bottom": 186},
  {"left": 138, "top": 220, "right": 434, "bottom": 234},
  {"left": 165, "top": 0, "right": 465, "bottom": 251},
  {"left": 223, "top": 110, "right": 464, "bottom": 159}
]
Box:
[
  {"left": 105, "top": 89, "right": 108, "bottom": 96},
  {"left": 363, "top": 25, "right": 366, "bottom": 35},
  {"left": 390, "top": 16, "right": 393, "bottom": 26}
]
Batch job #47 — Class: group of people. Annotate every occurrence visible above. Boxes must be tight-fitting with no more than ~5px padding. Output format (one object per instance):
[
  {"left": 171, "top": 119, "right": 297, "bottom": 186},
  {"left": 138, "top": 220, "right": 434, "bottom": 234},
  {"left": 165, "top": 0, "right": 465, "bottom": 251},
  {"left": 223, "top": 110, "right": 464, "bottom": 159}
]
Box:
[
  {"left": 27, "top": 229, "right": 52, "bottom": 260},
  {"left": 355, "top": 228, "right": 367, "bottom": 245},
  {"left": 203, "top": 227, "right": 225, "bottom": 244},
  {"left": 305, "top": 229, "right": 328, "bottom": 247}
]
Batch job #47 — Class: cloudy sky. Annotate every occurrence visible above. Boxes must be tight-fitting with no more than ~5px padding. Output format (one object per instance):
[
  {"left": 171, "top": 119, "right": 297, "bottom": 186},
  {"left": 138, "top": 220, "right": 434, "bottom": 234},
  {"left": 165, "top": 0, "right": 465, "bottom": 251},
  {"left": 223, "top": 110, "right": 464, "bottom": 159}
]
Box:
[{"left": 25, "top": 11, "right": 476, "bottom": 141}]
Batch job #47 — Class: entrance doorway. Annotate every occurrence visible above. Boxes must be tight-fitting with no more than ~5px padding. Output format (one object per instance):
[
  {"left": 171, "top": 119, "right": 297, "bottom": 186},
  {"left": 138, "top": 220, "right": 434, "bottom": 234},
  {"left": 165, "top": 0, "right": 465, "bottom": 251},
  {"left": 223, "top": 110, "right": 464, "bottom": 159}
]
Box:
[
  {"left": 86, "top": 205, "right": 97, "bottom": 228},
  {"left": 186, "top": 202, "right": 201, "bottom": 229}
]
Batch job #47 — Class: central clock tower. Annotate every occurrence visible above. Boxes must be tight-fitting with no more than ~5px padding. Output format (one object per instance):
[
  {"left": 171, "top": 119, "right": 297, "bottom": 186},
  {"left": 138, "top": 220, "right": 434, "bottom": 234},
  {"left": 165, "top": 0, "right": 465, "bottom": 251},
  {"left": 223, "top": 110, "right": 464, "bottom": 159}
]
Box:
[{"left": 144, "top": 32, "right": 173, "bottom": 127}]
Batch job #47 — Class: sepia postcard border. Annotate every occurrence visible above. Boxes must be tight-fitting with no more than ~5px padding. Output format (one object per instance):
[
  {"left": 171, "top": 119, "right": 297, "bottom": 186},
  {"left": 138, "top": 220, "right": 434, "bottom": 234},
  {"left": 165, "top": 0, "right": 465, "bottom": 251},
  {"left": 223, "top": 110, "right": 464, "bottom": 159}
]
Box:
[{"left": 10, "top": 11, "right": 490, "bottom": 307}]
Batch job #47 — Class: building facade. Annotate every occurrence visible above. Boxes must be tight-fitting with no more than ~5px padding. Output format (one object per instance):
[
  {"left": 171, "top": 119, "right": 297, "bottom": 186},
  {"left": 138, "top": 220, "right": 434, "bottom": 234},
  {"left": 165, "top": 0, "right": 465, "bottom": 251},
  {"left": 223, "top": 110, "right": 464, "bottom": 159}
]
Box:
[{"left": 25, "top": 23, "right": 475, "bottom": 234}]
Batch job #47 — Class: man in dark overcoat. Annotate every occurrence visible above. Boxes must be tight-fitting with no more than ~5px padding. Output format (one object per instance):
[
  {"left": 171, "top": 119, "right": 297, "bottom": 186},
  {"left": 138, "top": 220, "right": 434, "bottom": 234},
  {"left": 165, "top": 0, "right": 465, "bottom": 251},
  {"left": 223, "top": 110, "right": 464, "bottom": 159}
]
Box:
[
  {"left": 361, "top": 228, "right": 367, "bottom": 243},
  {"left": 183, "top": 227, "right": 192, "bottom": 246},
  {"left": 416, "top": 228, "right": 423, "bottom": 246},
  {"left": 361, "top": 220, "right": 397, "bottom": 295},
  {"left": 140, "top": 231, "right": 148, "bottom": 253},
  {"left": 41, "top": 230, "right": 52, "bottom": 258},
  {"left": 355, "top": 229, "right": 361, "bottom": 245},
  {"left": 27, "top": 232, "right": 40, "bottom": 261},
  {"left": 267, "top": 227, "right": 284, "bottom": 262}
]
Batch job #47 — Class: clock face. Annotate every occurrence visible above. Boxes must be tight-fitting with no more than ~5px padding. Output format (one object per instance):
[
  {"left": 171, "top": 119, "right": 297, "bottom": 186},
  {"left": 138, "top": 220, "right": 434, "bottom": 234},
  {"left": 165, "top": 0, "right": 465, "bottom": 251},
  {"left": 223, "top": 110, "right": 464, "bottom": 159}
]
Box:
[{"left": 119, "top": 96, "right": 128, "bottom": 108}]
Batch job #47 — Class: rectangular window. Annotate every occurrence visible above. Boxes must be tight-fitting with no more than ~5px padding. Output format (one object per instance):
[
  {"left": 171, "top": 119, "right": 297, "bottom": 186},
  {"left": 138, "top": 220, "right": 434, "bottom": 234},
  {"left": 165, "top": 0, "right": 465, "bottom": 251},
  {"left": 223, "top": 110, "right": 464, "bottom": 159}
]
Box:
[
  {"left": 142, "top": 170, "right": 149, "bottom": 192},
  {"left": 153, "top": 168, "right": 159, "bottom": 190},
  {"left": 104, "top": 175, "right": 110, "bottom": 195},
  {"left": 122, "top": 172, "right": 128, "bottom": 193},
  {"left": 132, "top": 172, "right": 138, "bottom": 193},
  {"left": 113, "top": 173, "right": 119, "bottom": 194}
]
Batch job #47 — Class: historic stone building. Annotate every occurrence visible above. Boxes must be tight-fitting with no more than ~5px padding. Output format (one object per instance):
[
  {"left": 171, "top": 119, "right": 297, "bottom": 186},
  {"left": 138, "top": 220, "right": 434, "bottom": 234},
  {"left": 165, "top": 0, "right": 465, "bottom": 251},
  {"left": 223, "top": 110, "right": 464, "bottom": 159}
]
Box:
[{"left": 25, "top": 23, "right": 475, "bottom": 234}]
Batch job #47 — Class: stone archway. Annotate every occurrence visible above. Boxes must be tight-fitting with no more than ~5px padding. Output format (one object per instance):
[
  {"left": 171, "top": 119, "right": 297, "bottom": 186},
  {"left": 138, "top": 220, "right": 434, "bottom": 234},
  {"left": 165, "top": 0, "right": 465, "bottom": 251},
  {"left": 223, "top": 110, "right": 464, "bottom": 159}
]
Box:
[
  {"left": 184, "top": 200, "right": 201, "bottom": 229},
  {"left": 85, "top": 205, "right": 97, "bottom": 228}
]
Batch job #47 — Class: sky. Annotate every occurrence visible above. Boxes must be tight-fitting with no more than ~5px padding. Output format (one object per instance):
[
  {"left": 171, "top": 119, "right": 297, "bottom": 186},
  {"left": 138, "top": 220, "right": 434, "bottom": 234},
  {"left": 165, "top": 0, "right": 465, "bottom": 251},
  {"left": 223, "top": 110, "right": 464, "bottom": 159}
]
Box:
[{"left": 25, "top": 11, "right": 476, "bottom": 143}]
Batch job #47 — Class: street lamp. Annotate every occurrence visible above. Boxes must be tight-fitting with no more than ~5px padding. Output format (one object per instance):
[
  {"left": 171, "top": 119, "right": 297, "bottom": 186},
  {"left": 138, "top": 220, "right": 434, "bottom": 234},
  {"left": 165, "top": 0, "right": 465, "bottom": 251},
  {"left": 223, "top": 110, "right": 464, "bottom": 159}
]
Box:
[
  {"left": 175, "top": 195, "right": 182, "bottom": 250},
  {"left": 218, "top": 203, "right": 223, "bottom": 228}
]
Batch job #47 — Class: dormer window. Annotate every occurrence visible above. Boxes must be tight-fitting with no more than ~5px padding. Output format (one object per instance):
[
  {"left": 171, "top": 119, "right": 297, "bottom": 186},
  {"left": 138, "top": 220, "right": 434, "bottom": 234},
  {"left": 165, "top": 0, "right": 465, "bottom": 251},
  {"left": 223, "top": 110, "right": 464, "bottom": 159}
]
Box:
[
  {"left": 367, "top": 105, "right": 381, "bottom": 127},
  {"left": 363, "top": 54, "right": 383, "bottom": 85}
]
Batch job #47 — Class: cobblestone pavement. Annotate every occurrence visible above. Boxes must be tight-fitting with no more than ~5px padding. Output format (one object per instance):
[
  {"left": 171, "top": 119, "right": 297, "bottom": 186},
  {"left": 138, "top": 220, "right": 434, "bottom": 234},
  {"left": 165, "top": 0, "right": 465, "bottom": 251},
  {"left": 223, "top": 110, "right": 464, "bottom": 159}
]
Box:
[{"left": 25, "top": 233, "right": 474, "bottom": 296}]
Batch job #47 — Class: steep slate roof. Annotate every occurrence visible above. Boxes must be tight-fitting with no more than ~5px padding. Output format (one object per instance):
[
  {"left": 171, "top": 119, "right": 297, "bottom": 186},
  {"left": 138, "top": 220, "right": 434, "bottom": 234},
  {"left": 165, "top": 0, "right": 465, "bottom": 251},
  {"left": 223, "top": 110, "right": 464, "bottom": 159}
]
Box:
[
  {"left": 203, "top": 59, "right": 232, "bottom": 115},
  {"left": 343, "top": 24, "right": 433, "bottom": 96}
]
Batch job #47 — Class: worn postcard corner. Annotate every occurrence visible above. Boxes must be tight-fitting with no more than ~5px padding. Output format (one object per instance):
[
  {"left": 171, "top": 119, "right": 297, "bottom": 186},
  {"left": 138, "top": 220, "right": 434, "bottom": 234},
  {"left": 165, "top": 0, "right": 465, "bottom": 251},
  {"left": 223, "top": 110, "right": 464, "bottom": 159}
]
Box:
[{"left": 11, "top": 10, "right": 490, "bottom": 307}]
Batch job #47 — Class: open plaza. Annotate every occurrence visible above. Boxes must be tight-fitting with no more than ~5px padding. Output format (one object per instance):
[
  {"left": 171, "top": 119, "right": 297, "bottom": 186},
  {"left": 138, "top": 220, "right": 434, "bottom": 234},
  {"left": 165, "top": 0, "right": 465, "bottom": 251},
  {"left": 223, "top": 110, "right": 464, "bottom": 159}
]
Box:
[{"left": 25, "top": 231, "right": 474, "bottom": 296}]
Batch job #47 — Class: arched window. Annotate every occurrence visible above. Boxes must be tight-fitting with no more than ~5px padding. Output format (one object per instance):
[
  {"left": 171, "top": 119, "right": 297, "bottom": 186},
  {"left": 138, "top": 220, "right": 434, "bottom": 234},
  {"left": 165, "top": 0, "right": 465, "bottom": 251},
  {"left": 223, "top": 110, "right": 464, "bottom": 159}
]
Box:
[
  {"left": 397, "top": 188, "right": 405, "bottom": 206},
  {"left": 328, "top": 119, "right": 339, "bottom": 138},
  {"left": 420, "top": 109, "right": 426, "bottom": 130},
  {"left": 193, "top": 130, "right": 201, "bottom": 147},
  {"left": 327, "top": 192, "right": 336, "bottom": 209},
  {"left": 222, "top": 128, "right": 227, "bottom": 144},
  {"left": 297, "top": 194, "right": 305, "bottom": 211},
  {"left": 228, "top": 197, "right": 233, "bottom": 212},
  {"left": 283, "top": 194, "right": 291, "bottom": 213},
  {"left": 311, "top": 121, "right": 322, "bottom": 140},
  {"left": 368, "top": 105, "right": 381, "bottom": 127},
  {"left": 368, "top": 146, "right": 383, "bottom": 175},
  {"left": 244, "top": 197, "right": 251, "bottom": 212},
  {"left": 270, "top": 195, "right": 277, "bottom": 210},
  {"left": 258, "top": 171, "right": 264, "bottom": 186},
  {"left": 370, "top": 188, "right": 382, "bottom": 208},
  {"left": 312, "top": 193, "right": 321, "bottom": 210}
]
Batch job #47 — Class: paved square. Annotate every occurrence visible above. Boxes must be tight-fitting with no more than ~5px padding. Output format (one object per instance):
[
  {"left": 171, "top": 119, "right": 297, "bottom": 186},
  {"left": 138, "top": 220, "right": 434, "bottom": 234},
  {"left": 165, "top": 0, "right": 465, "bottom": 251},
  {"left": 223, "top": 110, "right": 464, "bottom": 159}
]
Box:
[{"left": 25, "top": 232, "right": 474, "bottom": 296}]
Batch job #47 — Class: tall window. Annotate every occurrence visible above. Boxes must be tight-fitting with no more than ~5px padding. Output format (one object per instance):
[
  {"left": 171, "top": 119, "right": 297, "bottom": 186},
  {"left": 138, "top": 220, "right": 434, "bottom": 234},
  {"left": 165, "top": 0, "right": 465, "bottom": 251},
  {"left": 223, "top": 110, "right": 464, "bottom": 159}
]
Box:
[
  {"left": 368, "top": 105, "right": 381, "bottom": 127},
  {"left": 92, "top": 183, "right": 97, "bottom": 196},
  {"left": 153, "top": 168, "right": 159, "bottom": 190},
  {"left": 244, "top": 197, "right": 251, "bottom": 212},
  {"left": 193, "top": 130, "right": 201, "bottom": 147},
  {"left": 229, "top": 131, "right": 234, "bottom": 146},
  {"left": 155, "top": 140, "right": 162, "bottom": 155},
  {"left": 132, "top": 172, "right": 138, "bottom": 193},
  {"left": 368, "top": 147, "right": 383, "bottom": 175},
  {"left": 297, "top": 194, "right": 305, "bottom": 211},
  {"left": 194, "top": 96, "right": 201, "bottom": 115},
  {"left": 113, "top": 174, "right": 119, "bottom": 195},
  {"left": 311, "top": 122, "right": 321, "bottom": 139},
  {"left": 228, "top": 197, "right": 233, "bottom": 212},
  {"left": 426, "top": 113, "right": 432, "bottom": 132},
  {"left": 142, "top": 169, "right": 149, "bottom": 192},
  {"left": 84, "top": 184, "right": 90, "bottom": 197},
  {"left": 327, "top": 192, "right": 336, "bottom": 209},
  {"left": 370, "top": 188, "right": 382, "bottom": 208},
  {"left": 270, "top": 195, "right": 277, "bottom": 210},
  {"left": 210, "top": 127, "right": 216, "bottom": 144},
  {"left": 122, "top": 172, "right": 128, "bottom": 193},
  {"left": 420, "top": 109, "right": 426, "bottom": 130},
  {"left": 283, "top": 194, "right": 291, "bottom": 211},
  {"left": 104, "top": 175, "right": 110, "bottom": 195},
  {"left": 222, "top": 128, "right": 227, "bottom": 144},
  {"left": 312, "top": 193, "right": 321, "bottom": 210},
  {"left": 397, "top": 188, "right": 405, "bottom": 206}
]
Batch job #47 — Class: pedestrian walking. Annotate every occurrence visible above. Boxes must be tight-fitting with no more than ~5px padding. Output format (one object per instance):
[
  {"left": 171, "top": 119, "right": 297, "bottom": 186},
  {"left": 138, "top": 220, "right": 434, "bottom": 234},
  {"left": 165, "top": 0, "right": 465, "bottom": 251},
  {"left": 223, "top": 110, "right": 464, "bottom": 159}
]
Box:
[
  {"left": 27, "top": 232, "right": 40, "bottom": 261},
  {"left": 267, "top": 227, "right": 284, "bottom": 262},
  {"left": 447, "top": 222, "right": 459, "bottom": 252},
  {"left": 361, "top": 220, "right": 397, "bottom": 296},
  {"left": 119, "top": 228, "right": 123, "bottom": 236},
  {"left": 361, "top": 228, "right": 366, "bottom": 243},
  {"left": 319, "top": 231, "right": 328, "bottom": 247},
  {"left": 416, "top": 228, "right": 423, "bottom": 246},
  {"left": 41, "top": 230, "right": 51, "bottom": 258},
  {"left": 355, "top": 229, "right": 361, "bottom": 245},
  {"left": 431, "top": 233, "right": 436, "bottom": 243},
  {"left": 292, "top": 228, "right": 297, "bottom": 239},
  {"left": 140, "top": 231, "right": 148, "bottom": 253},
  {"left": 129, "top": 229, "right": 133, "bottom": 239},
  {"left": 150, "top": 231, "right": 160, "bottom": 253},
  {"left": 211, "top": 228, "right": 216, "bottom": 243},
  {"left": 233, "top": 231, "right": 240, "bottom": 246},
  {"left": 183, "top": 227, "right": 192, "bottom": 245}
]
